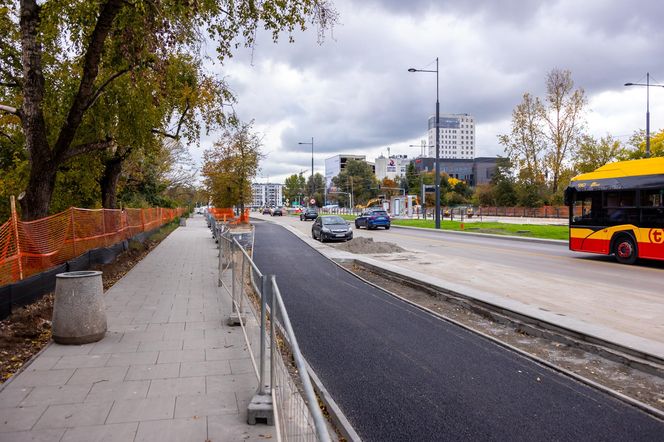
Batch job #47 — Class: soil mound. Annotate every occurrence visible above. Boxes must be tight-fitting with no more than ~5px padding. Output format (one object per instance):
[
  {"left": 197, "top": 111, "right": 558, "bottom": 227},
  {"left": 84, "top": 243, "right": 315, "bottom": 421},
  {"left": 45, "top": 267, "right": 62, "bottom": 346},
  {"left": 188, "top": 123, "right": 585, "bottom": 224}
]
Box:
[{"left": 332, "top": 236, "right": 405, "bottom": 254}]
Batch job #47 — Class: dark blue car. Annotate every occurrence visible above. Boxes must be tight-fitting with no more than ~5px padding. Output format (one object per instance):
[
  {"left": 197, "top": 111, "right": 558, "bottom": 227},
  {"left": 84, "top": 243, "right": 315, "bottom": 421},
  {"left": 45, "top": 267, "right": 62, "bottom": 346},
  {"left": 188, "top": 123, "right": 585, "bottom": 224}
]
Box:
[{"left": 354, "top": 209, "right": 391, "bottom": 230}]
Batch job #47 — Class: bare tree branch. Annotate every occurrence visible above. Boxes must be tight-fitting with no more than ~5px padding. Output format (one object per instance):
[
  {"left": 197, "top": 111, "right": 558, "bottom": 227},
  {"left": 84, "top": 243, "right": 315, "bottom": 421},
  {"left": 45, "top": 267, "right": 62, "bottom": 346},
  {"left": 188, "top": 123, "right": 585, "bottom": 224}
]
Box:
[
  {"left": 151, "top": 99, "right": 191, "bottom": 139},
  {"left": 0, "top": 81, "right": 20, "bottom": 88},
  {"left": 0, "top": 130, "right": 15, "bottom": 143},
  {"left": 151, "top": 129, "right": 179, "bottom": 140},
  {"left": 83, "top": 67, "right": 132, "bottom": 112},
  {"left": 0, "top": 104, "right": 18, "bottom": 114}
]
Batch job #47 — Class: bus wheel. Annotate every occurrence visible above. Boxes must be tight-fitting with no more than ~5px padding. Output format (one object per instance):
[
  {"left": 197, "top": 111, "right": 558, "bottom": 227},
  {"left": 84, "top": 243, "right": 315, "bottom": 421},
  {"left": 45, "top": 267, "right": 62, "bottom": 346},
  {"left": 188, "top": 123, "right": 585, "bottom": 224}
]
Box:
[{"left": 613, "top": 234, "right": 638, "bottom": 265}]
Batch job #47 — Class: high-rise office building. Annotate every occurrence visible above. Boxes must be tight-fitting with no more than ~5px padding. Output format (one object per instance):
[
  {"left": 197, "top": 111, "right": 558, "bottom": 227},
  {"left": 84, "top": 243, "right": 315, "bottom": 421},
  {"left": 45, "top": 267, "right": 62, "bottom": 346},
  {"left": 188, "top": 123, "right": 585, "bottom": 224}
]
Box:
[{"left": 427, "top": 113, "right": 475, "bottom": 159}]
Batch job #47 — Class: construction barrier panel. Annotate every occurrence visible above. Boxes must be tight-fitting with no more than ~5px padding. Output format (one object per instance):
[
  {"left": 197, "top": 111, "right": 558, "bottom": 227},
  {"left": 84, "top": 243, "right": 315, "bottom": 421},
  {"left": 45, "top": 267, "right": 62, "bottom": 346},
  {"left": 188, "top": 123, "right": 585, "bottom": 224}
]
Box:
[
  {"left": 208, "top": 208, "right": 250, "bottom": 224},
  {"left": 0, "top": 205, "right": 184, "bottom": 287}
]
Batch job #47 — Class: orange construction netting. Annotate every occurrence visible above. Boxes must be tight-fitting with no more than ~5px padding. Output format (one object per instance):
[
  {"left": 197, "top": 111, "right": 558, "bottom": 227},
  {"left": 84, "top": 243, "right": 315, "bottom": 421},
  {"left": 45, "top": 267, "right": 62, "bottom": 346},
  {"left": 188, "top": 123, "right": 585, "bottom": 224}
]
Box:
[{"left": 0, "top": 206, "right": 185, "bottom": 286}]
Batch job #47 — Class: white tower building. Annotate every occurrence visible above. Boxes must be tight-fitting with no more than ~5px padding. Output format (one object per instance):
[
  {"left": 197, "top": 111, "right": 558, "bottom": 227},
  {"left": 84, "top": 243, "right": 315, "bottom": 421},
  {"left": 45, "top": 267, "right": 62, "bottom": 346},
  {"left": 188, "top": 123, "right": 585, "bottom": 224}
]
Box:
[{"left": 427, "top": 113, "right": 475, "bottom": 159}]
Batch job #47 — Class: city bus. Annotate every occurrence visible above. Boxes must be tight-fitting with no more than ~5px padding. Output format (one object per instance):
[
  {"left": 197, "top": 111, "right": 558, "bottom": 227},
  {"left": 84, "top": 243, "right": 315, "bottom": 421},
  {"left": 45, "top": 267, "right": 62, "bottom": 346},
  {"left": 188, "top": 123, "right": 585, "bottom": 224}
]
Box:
[{"left": 564, "top": 157, "right": 664, "bottom": 264}]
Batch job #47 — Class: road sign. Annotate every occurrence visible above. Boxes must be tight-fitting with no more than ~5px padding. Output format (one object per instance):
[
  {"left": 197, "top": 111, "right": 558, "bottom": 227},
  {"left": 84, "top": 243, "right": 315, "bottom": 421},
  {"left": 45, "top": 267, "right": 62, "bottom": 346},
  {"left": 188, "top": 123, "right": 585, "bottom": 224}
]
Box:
[{"left": 309, "top": 198, "right": 316, "bottom": 204}]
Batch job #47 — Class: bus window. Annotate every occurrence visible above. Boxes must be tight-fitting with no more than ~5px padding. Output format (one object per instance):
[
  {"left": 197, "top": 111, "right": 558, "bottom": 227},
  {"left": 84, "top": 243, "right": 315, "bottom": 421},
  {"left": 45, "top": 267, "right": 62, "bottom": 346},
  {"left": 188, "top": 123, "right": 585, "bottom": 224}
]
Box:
[
  {"left": 571, "top": 192, "right": 600, "bottom": 225},
  {"left": 604, "top": 191, "right": 636, "bottom": 208},
  {"left": 640, "top": 189, "right": 663, "bottom": 207}
]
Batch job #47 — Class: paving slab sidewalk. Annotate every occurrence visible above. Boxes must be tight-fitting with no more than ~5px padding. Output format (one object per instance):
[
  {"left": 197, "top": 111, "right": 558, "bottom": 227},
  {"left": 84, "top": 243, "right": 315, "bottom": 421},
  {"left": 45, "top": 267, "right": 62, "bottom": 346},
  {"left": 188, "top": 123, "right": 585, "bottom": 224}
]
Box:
[{"left": 0, "top": 216, "right": 272, "bottom": 442}]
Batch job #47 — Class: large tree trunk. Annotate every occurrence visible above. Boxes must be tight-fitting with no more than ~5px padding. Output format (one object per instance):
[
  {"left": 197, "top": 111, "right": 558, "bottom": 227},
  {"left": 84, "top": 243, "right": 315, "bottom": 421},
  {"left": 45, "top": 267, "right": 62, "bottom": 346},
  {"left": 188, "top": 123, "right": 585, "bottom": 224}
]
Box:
[
  {"left": 19, "top": 0, "right": 53, "bottom": 220},
  {"left": 17, "top": 0, "right": 124, "bottom": 220},
  {"left": 100, "top": 156, "right": 123, "bottom": 209},
  {"left": 20, "top": 158, "right": 58, "bottom": 220}
]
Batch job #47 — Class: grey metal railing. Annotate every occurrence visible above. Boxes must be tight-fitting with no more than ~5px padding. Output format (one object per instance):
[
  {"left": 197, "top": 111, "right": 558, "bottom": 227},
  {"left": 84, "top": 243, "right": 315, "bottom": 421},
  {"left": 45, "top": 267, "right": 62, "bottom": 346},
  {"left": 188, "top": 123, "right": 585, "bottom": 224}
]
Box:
[{"left": 216, "top": 224, "right": 331, "bottom": 442}]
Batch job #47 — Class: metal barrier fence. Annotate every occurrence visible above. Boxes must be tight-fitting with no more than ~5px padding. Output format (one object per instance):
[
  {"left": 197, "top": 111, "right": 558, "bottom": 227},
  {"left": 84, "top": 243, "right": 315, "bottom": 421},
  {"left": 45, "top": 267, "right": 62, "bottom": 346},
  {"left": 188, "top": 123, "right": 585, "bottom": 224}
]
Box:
[
  {"left": 318, "top": 205, "right": 573, "bottom": 219},
  {"left": 0, "top": 197, "right": 185, "bottom": 286},
  {"left": 215, "top": 223, "right": 331, "bottom": 442}
]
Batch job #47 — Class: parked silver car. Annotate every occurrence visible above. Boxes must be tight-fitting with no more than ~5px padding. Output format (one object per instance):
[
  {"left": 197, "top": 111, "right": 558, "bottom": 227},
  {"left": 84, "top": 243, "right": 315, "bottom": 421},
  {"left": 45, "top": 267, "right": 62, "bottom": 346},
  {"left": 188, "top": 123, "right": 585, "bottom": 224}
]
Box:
[{"left": 311, "top": 215, "right": 353, "bottom": 242}]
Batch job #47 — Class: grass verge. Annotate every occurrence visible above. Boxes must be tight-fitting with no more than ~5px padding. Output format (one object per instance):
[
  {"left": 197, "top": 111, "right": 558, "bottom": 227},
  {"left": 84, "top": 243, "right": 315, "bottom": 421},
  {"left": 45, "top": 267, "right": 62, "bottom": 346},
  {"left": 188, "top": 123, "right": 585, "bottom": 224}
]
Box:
[{"left": 334, "top": 214, "right": 569, "bottom": 241}]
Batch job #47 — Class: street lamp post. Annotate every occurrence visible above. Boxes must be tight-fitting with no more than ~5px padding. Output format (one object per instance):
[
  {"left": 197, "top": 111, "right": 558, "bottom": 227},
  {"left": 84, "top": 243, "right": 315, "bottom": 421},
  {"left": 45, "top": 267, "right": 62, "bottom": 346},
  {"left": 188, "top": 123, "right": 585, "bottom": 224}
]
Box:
[
  {"left": 298, "top": 137, "right": 315, "bottom": 203},
  {"left": 409, "top": 58, "right": 441, "bottom": 229},
  {"left": 625, "top": 73, "right": 664, "bottom": 158}
]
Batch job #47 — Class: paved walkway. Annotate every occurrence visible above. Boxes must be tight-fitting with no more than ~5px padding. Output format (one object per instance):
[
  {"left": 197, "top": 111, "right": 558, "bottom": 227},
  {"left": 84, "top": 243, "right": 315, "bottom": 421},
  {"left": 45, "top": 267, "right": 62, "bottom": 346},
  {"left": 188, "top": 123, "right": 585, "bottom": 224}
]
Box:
[{"left": 0, "top": 216, "right": 271, "bottom": 441}]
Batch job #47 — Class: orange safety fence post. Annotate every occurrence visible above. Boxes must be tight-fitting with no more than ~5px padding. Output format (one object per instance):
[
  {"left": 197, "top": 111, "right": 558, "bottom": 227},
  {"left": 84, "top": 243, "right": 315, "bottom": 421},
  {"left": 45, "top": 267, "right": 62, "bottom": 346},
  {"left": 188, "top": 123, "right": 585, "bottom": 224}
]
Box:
[
  {"left": 10, "top": 196, "right": 23, "bottom": 281},
  {"left": 70, "top": 207, "right": 77, "bottom": 257}
]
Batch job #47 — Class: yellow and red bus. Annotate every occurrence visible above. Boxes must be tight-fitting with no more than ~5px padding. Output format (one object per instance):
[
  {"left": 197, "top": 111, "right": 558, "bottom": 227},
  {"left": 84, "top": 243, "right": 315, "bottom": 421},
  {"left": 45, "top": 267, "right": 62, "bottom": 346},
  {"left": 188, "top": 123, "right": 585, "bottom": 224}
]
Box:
[{"left": 564, "top": 157, "right": 664, "bottom": 264}]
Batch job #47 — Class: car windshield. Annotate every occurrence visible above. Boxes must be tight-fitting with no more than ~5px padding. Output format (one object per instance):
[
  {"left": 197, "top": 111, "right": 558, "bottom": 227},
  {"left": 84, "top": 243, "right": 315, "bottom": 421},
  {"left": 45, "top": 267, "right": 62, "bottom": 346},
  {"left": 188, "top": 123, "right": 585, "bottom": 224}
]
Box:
[
  {"left": 370, "top": 210, "right": 388, "bottom": 216},
  {"left": 322, "top": 216, "right": 346, "bottom": 225}
]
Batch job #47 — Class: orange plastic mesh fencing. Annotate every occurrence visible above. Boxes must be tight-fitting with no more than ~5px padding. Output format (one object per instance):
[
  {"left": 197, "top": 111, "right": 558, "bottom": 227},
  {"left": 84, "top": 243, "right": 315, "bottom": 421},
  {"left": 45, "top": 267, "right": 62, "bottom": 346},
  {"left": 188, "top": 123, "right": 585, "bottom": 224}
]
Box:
[{"left": 0, "top": 206, "right": 184, "bottom": 286}]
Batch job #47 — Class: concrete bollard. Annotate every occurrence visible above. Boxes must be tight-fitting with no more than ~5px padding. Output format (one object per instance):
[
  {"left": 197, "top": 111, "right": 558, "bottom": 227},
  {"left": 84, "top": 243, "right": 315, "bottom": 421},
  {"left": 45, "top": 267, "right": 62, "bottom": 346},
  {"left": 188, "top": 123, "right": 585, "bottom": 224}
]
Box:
[
  {"left": 52, "top": 271, "right": 107, "bottom": 344},
  {"left": 179, "top": 217, "right": 187, "bottom": 226}
]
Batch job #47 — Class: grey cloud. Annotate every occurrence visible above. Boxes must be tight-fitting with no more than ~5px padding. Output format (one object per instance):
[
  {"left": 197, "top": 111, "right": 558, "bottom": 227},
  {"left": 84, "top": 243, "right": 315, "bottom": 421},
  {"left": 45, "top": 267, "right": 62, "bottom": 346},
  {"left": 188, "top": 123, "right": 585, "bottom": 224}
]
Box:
[{"left": 205, "top": 0, "right": 664, "bottom": 182}]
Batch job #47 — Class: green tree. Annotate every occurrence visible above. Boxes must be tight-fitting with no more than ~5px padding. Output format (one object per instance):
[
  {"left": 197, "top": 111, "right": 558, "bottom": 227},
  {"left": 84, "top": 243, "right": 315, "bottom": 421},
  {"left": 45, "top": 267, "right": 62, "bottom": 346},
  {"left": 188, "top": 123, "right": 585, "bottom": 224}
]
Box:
[
  {"left": 283, "top": 173, "right": 306, "bottom": 205},
  {"left": 0, "top": 0, "right": 336, "bottom": 220},
  {"left": 405, "top": 162, "right": 420, "bottom": 193},
  {"left": 306, "top": 173, "right": 325, "bottom": 206},
  {"left": 500, "top": 69, "right": 587, "bottom": 201},
  {"left": 95, "top": 54, "right": 231, "bottom": 209},
  {"left": 202, "top": 122, "right": 264, "bottom": 213},
  {"left": 331, "top": 159, "right": 377, "bottom": 207},
  {"left": 491, "top": 158, "right": 518, "bottom": 206},
  {"left": 621, "top": 129, "right": 664, "bottom": 159},
  {"left": 541, "top": 68, "right": 587, "bottom": 194},
  {"left": 498, "top": 92, "right": 546, "bottom": 187},
  {"left": 574, "top": 134, "right": 625, "bottom": 173}
]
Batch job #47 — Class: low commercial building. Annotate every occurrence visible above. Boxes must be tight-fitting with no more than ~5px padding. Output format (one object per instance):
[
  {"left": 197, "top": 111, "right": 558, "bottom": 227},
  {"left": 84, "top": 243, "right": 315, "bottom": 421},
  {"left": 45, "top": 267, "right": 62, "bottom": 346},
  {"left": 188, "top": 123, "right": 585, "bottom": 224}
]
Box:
[
  {"left": 411, "top": 157, "right": 498, "bottom": 186},
  {"left": 375, "top": 154, "right": 410, "bottom": 181}
]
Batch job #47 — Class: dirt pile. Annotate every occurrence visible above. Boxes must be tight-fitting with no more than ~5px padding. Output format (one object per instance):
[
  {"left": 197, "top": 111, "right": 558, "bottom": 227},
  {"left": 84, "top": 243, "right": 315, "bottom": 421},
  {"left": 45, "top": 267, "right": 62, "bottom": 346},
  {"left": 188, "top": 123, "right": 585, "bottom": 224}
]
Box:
[{"left": 332, "top": 236, "right": 405, "bottom": 254}]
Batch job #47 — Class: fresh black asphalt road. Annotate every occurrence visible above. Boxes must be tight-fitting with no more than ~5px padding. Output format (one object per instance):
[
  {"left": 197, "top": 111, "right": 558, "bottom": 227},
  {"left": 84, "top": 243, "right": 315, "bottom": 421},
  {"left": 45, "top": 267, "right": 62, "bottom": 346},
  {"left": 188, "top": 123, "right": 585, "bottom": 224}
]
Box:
[{"left": 252, "top": 222, "right": 664, "bottom": 441}]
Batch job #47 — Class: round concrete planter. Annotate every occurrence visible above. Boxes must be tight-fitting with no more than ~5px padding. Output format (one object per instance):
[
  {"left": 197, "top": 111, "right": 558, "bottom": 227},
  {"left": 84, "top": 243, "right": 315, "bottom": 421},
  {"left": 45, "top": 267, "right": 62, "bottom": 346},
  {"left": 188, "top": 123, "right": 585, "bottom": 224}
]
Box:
[{"left": 52, "top": 271, "right": 107, "bottom": 344}]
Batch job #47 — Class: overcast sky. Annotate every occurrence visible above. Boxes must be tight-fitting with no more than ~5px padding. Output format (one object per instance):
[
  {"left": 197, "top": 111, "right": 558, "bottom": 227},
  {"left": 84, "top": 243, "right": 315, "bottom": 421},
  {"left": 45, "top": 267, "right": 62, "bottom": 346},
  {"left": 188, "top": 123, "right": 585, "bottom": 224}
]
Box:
[{"left": 195, "top": 0, "right": 664, "bottom": 184}]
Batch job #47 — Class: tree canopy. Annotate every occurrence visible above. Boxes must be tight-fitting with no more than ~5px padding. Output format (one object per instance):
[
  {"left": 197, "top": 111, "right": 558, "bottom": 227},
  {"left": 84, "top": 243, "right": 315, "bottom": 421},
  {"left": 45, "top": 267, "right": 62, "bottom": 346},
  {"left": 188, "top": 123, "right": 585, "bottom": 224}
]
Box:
[
  {"left": 0, "top": 0, "right": 337, "bottom": 219},
  {"left": 202, "top": 121, "right": 263, "bottom": 212}
]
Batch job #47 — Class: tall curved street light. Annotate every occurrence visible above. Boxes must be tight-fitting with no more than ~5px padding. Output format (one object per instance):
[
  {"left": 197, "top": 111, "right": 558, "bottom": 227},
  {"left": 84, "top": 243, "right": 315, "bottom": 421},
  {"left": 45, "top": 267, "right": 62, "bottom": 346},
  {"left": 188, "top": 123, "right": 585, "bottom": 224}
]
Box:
[
  {"left": 409, "top": 58, "right": 441, "bottom": 229},
  {"left": 625, "top": 72, "right": 664, "bottom": 158},
  {"left": 298, "top": 137, "right": 315, "bottom": 202}
]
